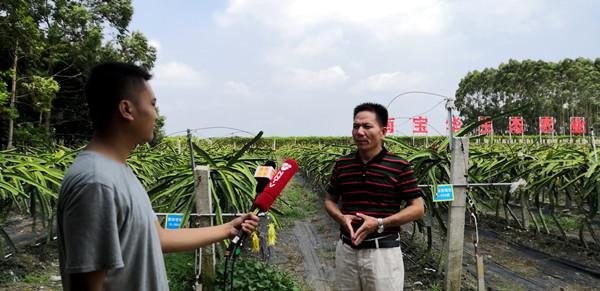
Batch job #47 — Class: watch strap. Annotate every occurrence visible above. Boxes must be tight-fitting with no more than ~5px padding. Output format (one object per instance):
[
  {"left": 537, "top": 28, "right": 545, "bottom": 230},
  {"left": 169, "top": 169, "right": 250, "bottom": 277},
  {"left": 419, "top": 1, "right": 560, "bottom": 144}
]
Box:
[{"left": 377, "top": 218, "right": 384, "bottom": 233}]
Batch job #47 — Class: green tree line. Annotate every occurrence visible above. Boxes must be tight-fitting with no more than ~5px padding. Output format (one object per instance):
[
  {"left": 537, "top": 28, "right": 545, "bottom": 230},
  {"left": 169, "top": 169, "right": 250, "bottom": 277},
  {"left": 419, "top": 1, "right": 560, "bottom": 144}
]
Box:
[
  {"left": 455, "top": 58, "right": 600, "bottom": 134},
  {"left": 0, "top": 0, "right": 161, "bottom": 149}
]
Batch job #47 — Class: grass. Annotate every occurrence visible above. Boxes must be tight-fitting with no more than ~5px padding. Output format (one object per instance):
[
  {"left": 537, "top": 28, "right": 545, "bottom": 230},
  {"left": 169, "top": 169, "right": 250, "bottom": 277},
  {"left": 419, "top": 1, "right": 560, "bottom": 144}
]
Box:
[
  {"left": 428, "top": 281, "right": 443, "bottom": 291},
  {"left": 494, "top": 283, "right": 526, "bottom": 291},
  {"left": 274, "top": 177, "right": 321, "bottom": 226},
  {"left": 557, "top": 214, "right": 580, "bottom": 232},
  {"left": 164, "top": 252, "right": 196, "bottom": 291},
  {"left": 22, "top": 273, "right": 51, "bottom": 284},
  {"left": 214, "top": 257, "right": 302, "bottom": 291}
]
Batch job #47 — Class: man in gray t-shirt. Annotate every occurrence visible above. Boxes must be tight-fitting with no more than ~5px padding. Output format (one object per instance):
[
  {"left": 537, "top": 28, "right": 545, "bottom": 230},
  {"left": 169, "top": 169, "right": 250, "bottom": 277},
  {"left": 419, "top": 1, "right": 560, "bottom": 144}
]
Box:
[
  {"left": 57, "top": 62, "right": 258, "bottom": 291},
  {"left": 59, "top": 151, "right": 169, "bottom": 290}
]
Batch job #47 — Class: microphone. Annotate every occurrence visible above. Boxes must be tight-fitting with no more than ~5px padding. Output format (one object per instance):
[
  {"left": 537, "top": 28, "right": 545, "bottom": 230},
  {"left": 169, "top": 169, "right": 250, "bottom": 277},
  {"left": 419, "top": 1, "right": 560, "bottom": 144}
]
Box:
[
  {"left": 226, "top": 159, "right": 298, "bottom": 256},
  {"left": 253, "top": 159, "right": 298, "bottom": 212}
]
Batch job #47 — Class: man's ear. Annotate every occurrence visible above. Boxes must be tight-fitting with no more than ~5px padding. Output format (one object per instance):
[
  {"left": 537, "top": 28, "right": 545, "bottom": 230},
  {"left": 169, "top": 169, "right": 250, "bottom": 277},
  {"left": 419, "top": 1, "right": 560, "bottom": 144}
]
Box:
[{"left": 118, "top": 100, "right": 135, "bottom": 121}]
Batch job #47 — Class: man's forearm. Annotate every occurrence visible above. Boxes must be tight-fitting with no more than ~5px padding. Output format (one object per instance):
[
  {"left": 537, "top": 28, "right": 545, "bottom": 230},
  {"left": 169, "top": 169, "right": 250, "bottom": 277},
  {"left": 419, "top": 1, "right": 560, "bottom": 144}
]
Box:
[
  {"left": 324, "top": 193, "right": 344, "bottom": 225},
  {"left": 156, "top": 221, "right": 233, "bottom": 253},
  {"left": 382, "top": 197, "right": 425, "bottom": 228}
]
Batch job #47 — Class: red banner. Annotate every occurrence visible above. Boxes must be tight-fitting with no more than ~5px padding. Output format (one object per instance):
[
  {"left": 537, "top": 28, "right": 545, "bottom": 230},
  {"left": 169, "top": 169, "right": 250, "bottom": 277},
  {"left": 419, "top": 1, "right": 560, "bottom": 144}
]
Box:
[
  {"left": 386, "top": 118, "right": 395, "bottom": 135},
  {"left": 509, "top": 116, "right": 524, "bottom": 134},
  {"left": 452, "top": 116, "right": 462, "bottom": 133},
  {"left": 538, "top": 116, "right": 555, "bottom": 134},
  {"left": 478, "top": 116, "right": 493, "bottom": 135},
  {"left": 570, "top": 117, "right": 586, "bottom": 135},
  {"left": 445, "top": 116, "right": 463, "bottom": 133},
  {"left": 412, "top": 116, "right": 428, "bottom": 134}
]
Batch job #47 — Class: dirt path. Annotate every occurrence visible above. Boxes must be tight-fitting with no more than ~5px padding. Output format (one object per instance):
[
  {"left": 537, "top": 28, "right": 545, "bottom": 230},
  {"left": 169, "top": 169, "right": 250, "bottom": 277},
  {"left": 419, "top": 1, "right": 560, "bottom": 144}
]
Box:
[
  {"left": 2, "top": 215, "right": 50, "bottom": 251},
  {"left": 463, "top": 226, "right": 600, "bottom": 290},
  {"left": 278, "top": 175, "right": 600, "bottom": 290},
  {"left": 292, "top": 222, "right": 334, "bottom": 291},
  {"left": 271, "top": 175, "right": 338, "bottom": 290}
]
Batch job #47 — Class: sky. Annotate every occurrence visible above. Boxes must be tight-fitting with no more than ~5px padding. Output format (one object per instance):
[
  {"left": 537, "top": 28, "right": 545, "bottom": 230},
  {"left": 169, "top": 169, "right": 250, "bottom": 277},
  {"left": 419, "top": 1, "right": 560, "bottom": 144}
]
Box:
[{"left": 129, "top": 0, "right": 600, "bottom": 138}]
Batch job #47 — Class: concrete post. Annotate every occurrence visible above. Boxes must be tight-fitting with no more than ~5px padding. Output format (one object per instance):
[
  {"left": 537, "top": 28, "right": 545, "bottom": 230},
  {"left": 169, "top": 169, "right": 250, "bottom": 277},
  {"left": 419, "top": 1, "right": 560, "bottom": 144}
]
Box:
[
  {"left": 258, "top": 213, "right": 271, "bottom": 262},
  {"left": 194, "top": 166, "right": 215, "bottom": 290},
  {"left": 444, "top": 137, "right": 469, "bottom": 291},
  {"left": 520, "top": 191, "right": 529, "bottom": 230}
]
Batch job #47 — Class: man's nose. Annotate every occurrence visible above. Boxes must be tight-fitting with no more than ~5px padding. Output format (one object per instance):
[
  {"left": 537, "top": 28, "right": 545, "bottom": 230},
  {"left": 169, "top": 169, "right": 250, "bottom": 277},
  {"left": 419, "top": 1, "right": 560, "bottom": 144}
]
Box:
[{"left": 356, "top": 127, "right": 366, "bottom": 135}]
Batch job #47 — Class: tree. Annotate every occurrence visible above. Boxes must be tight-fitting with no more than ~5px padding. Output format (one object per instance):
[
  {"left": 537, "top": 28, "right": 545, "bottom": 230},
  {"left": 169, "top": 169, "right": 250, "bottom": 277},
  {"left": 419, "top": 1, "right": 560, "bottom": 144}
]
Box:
[
  {"left": 0, "top": 78, "right": 7, "bottom": 106},
  {"left": 0, "top": 0, "right": 44, "bottom": 148},
  {"left": 150, "top": 109, "right": 166, "bottom": 146},
  {"left": 455, "top": 58, "right": 600, "bottom": 134},
  {"left": 0, "top": 0, "right": 158, "bottom": 148},
  {"left": 22, "top": 75, "right": 60, "bottom": 142}
]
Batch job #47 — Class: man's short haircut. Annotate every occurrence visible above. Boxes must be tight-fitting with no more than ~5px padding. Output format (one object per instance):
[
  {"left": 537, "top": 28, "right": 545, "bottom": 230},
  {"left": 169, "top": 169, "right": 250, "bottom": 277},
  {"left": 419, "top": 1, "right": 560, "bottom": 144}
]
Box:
[
  {"left": 85, "top": 62, "right": 152, "bottom": 131},
  {"left": 353, "top": 102, "right": 388, "bottom": 127}
]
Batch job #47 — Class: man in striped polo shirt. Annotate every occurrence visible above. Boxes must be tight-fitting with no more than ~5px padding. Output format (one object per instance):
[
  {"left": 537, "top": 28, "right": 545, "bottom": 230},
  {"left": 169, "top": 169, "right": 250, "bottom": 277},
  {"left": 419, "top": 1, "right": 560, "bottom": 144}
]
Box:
[{"left": 325, "top": 102, "right": 425, "bottom": 290}]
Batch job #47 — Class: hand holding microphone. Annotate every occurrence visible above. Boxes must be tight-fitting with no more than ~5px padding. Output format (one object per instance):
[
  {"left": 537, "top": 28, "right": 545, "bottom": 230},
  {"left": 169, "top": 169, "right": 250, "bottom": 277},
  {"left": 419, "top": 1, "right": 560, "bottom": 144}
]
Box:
[
  {"left": 226, "top": 159, "right": 299, "bottom": 254},
  {"left": 222, "top": 159, "right": 299, "bottom": 291},
  {"left": 228, "top": 213, "right": 259, "bottom": 239},
  {"left": 225, "top": 161, "right": 276, "bottom": 242},
  {"left": 226, "top": 160, "right": 277, "bottom": 238}
]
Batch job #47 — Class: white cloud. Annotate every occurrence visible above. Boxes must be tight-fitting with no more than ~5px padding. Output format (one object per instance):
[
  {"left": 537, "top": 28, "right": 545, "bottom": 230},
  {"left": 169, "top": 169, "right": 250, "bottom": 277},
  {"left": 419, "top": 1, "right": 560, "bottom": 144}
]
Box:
[
  {"left": 295, "top": 29, "right": 344, "bottom": 56},
  {"left": 283, "top": 66, "right": 349, "bottom": 89},
  {"left": 354, "top": 71, "right": 425, "bottom": 93},
  {"left": 447, "top": 0, "right": 558, "bottom": 34},
  {"left": 224, "top": 81, "right": 252, "bottom": 96},
  {"left": 263, "top": 29, "right": 344, "bottom": 66},
  {"left": 217, "top": 0, "right": 448, "bottom": 41},
  {"left": 151, "top": 62, "right": 207, "bottom": 88},
  {"left": 148, "top": 39, "right": 161, "bottom": 51}
]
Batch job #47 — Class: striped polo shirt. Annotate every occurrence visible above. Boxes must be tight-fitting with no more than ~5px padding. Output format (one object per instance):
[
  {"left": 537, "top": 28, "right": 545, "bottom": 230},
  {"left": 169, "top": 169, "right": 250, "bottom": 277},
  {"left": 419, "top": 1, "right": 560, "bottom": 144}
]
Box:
[{"left": 327, "top": 147, "right": 421, "bottom": 238}]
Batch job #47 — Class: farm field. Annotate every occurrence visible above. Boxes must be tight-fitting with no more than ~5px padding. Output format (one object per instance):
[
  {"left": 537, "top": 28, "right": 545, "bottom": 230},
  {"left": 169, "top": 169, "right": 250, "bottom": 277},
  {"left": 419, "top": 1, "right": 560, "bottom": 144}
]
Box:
[{"left": 1, "top": 136, "right": 599, "bottom": 290}]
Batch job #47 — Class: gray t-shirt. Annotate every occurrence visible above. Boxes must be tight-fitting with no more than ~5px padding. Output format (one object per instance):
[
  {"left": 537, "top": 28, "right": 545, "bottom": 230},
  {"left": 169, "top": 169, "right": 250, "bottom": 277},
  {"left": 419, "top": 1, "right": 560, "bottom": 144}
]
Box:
[{"left": 57, "top": 151, "right": 168, "bottom": 291}]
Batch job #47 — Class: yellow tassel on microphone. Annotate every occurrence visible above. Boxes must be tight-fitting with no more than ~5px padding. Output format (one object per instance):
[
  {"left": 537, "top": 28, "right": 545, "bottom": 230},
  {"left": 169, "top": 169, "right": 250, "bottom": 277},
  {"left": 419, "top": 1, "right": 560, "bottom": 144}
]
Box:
[
  {"left": 267, "top": 223, "right": 277, "bottom": 246},
  {"left": 251, "top": 232, "right": 260, "bottom": 253}
]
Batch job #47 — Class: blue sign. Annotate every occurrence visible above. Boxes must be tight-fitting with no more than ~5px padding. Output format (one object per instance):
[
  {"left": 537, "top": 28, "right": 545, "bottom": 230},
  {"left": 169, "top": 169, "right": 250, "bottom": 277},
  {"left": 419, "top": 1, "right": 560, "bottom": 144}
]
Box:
[
  {"left": 165, "top": 213, "right": 185, "bottom": 230},
  {"left": 433, "top": 184, "right": 454, "bottom": 202}
]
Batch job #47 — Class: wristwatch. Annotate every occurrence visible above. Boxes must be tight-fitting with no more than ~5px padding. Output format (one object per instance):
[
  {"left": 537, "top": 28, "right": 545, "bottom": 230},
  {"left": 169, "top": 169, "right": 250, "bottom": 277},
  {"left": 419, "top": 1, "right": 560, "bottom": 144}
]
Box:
[{"left": 376, "top": 218, "right": 384, "bottom": 233}]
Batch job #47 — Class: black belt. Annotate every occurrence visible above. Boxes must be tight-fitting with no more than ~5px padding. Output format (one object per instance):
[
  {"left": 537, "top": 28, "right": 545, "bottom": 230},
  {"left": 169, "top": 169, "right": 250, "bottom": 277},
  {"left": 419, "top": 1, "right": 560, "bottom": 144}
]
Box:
[{"left": 340, "top": 234, "right": 400, "bottom": 249}]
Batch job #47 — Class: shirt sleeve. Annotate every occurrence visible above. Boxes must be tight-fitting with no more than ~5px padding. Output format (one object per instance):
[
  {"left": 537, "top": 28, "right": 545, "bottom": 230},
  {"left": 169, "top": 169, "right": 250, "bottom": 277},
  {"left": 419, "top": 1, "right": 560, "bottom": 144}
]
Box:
[
  {"left": 326, "top": 161, "right": 341, "bottom": 198},
  {"left": 61, "top": 182, "right": 124, "bottom": 273},
  {"left": 395, "top": 163, "right": 422, "bottom": 200}
]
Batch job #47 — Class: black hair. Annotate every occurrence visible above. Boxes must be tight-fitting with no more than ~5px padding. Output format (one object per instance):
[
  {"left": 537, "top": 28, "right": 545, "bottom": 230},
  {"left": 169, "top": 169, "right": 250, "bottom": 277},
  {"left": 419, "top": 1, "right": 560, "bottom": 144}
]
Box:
[
  {"left": 85, "top": 62, "right": 152, "bottom": 131},
  {"left": 353, "top": 102, "right": 388, "bottom": 127}
]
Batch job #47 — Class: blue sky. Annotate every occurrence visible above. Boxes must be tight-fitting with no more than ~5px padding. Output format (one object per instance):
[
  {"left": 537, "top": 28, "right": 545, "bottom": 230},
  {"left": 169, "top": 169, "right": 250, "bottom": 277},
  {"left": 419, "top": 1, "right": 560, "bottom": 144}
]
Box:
[{"left": 129, "top": 0, "right": 600, "bottom": 137}]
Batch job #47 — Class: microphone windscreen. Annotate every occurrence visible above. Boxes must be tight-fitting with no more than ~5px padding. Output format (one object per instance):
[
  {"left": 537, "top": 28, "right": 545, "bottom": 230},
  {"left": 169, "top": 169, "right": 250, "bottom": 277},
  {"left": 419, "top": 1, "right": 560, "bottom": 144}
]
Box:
[
  {"left": 253, "top": 194, "right": 276, "bottom": 212},
  {"left": 253, "top": 159, "right": 298, "bottom": 212}
]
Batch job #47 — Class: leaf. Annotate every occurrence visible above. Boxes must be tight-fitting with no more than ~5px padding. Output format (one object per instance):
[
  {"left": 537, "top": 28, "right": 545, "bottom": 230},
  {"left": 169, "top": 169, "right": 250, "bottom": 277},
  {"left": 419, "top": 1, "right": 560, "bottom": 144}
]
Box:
[
  {"left": 192, "top": 142, "right": 216, "bottom": 167},
  {"left": 227, "top": 131, "right": 263, "bottom": 167}
]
